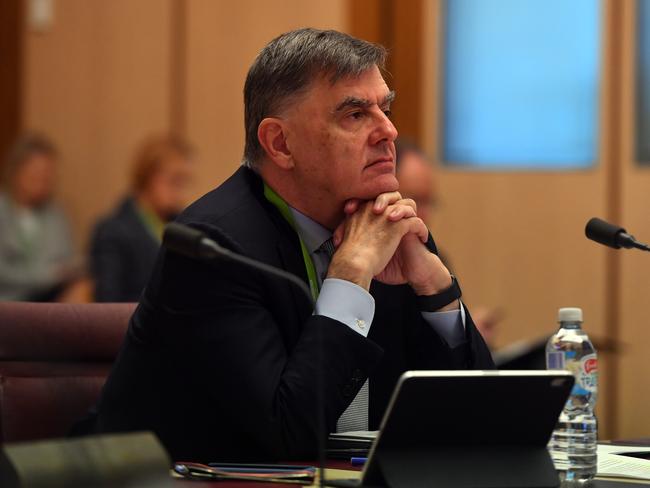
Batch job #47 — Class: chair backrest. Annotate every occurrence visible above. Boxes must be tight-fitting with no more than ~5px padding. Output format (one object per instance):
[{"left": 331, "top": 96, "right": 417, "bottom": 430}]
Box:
[{"left": 0, "top": 302, "right": 136, "bottom": 443}]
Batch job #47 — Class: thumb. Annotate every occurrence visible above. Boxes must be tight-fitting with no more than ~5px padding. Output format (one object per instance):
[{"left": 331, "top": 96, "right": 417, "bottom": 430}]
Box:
[{"left": 332, "top": 221, "right": 346, "bottom": 247}]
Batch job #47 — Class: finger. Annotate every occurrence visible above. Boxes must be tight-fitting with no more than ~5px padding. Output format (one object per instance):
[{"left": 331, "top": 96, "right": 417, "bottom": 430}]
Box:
[
  {"left": 399, "top": 198, "right": 417, "bottom": 213},
  {"left": 387, "top": 204, "right": 417, "bottom": 221},
  {"left": 344, "top": 199, "right": 361, "bottom": 215},
  {"left": 332, "top": 221, "right": 346, "bottom": 247},
  {"left": 405, "top": 217, "right": 429, "bottom": 243},
  {"left": 373, "top": 191, "right": 402, "bottom": 214}
]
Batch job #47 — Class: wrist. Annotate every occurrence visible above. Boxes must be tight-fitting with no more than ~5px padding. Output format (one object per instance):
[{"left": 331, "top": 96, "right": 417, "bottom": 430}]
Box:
[
  {"left": 327, "top": 253, "right": 372, "bottom": 291},
  {"left": 410, "top": 272, "right": 453, "bottom": 296},
  {"left": 415, "top": 275, "right": 463, "bottom": 312}
]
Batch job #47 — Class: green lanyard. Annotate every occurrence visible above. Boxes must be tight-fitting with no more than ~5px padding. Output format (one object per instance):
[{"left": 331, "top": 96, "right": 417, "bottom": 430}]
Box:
[
  {"left": 263, "top": 183, "right": 320, "bottom": 301},
  {"left": 135, "top": 202, "right": 164, "bottom": 243}
]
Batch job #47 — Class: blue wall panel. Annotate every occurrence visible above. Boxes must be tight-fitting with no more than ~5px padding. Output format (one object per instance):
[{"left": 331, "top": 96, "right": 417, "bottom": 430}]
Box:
[{"left": 443, "top": 0, "right": 601, "bottom": 168}]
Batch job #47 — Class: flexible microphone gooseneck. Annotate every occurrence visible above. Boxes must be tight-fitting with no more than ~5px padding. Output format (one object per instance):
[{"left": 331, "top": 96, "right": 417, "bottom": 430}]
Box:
[
  {"left": 164, "top": 222, "right": 317, "bottom": 300},
  {"left": 162, "top": 222, "right": 326, "bottom": 487},
  {"left": 585, "top": 217, "right": 650, "bottom": 252}
]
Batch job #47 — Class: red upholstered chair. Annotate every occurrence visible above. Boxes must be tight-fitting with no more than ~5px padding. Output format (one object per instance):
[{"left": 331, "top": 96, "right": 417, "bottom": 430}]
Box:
[{"left": 0, "top": 302, "right": 135, "bottom": 443}]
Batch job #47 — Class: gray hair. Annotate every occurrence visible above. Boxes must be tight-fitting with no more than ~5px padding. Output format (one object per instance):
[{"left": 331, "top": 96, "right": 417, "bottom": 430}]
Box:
[
  {"left": 242, "top": 28, "right": 387, "bottom": 169},
  {"left": 2, "top": 133, "right": 58, "bottom": 190}
]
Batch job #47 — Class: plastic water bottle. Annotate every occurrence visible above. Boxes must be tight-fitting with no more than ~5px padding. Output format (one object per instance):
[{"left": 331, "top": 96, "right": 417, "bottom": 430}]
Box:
[{"left": 546, "top": 307, "right": 598, "bottom": 485}]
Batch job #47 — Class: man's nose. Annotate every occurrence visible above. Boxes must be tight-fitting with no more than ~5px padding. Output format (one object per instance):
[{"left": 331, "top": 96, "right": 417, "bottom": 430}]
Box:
[{"left": 370, "top": 111, "right": 398, "bottom": 145}]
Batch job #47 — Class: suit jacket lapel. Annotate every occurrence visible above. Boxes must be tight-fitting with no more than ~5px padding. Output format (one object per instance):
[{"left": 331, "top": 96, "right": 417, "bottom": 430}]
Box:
[{"left": 246, "top": 169, "right": 314, "bottom": 324}]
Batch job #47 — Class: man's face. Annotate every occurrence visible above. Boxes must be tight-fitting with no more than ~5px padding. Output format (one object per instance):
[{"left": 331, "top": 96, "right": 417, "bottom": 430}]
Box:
[
  {"left": 282, "top": 65, "right": 398, "bottom": 206},
  {"left": 14, "top": 153, "right": 56, "bottom": 207}
]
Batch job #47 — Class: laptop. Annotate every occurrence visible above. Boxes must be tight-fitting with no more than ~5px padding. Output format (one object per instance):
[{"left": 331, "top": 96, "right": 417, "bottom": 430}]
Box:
[{"left": 327, "top": 370, "right": 574, "bottom": 488}]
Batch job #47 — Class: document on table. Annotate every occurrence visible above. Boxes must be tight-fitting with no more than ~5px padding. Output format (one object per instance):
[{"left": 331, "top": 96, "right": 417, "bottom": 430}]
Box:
[
  {"left": 329, "top": 431, "right": 378, "bottom": 441},
  {"left": 597, "top": 444, "right": 650, "bottom": 480},
  {"left": 327, "top": 431, "right": 378, "bottom": 458}
]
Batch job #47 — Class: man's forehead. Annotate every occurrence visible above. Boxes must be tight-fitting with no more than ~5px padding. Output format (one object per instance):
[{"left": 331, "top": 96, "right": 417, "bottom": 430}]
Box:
[
  {"left": 288, "top": 66, "right": 394, "bottom": 115},
  {"left": 320, "top": 71, "right": 394, "bottom": 103}
]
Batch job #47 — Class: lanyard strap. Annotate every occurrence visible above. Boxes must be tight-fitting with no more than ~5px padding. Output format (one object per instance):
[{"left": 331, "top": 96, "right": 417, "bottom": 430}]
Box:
[
  {"left": 263, "top": 183, "right": 319, "bottom": 301},
  {"left": 135, "top": 202, "right": 164, "bottom": 243}
]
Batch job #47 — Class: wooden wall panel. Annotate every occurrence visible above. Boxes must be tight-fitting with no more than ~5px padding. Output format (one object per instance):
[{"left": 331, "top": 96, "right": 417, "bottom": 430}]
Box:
[
  {"left": 18, "top": 0, "right": 650, "bottom": 440},
  {"left": 419, "top": 0, "right": 615, "bottom": 437},
  {"left": 388, "top": 0, "right": 423, "bottom": 142},
  {"left": 21, "top": 1, "right": 349, "bottom": 248},
  {"left": 349, "top": 0, "right": 422, "bottom": 142},
  {"left": 0, "top": 0, "right": 23, "bottom": 162},
  {"left": 349, "top": 0, "right": 387, "bottom": 45},
  {"left": 21, "top": 0, "right": 174, "bottom": 248},
  {"left": 618, "top": 0, "right": 650, "bottom": 439},
  {"left": 618, "top": 175, "right": 650, "bottom": 439},
  {"left": 183, "top": 0, "right": 348, "bottom": 200},
  {"left": 421, "top": 2, "right": 611, "bottom": 347}
]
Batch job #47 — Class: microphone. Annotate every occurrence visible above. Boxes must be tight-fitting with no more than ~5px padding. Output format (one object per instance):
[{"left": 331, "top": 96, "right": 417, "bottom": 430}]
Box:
[
  {"left": 162, "top": 222, "right": 324, "bottom": 486},
  {"left": 163, "top": 222, "right": 315, "bottom": 305},
  {"left": 162, "top": 222, "right": 223, "bottom": 260},
  {"left": 585, "top": 217, "right": 650, "bottom": 252}
]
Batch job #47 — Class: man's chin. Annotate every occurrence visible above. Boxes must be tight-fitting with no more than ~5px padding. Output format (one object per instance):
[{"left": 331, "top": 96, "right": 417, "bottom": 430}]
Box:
[{"left": 355, "top": 175, "right": 400, "bottom": 200}]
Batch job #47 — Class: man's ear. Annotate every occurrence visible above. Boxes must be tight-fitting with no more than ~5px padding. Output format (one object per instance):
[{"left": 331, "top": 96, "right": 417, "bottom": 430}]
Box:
[{"left": 258, "top": 118, "right": 294, "bottom": 170}]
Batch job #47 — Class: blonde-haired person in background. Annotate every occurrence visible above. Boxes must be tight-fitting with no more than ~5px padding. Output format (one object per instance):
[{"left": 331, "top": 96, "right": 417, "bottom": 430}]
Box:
[
  {"left": 90, "top": 135, "right": 194, "bottom": 302},
  {"left": 0, "top": 133, "right": 79, "bottom": 301}
]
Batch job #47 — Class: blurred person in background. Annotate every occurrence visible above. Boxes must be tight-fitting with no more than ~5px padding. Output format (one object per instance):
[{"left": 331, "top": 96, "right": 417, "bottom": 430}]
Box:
[
  {"left": 90, "top": 135, "right": 193, "bottom": 302},
  {"left": 0, "top": 133, "right": 79, "bottom": 301},
  {"left": 395, "top": 139, "right": 439, "bottom": 224},
  {"left": 395, "top": 138, "right": 500, "bottom": 348}
]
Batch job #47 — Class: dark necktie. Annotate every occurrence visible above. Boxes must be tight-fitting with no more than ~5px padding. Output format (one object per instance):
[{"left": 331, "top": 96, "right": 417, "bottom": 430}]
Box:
[{"left": 314, "top": 237, "right": 335, "bottom": 283}]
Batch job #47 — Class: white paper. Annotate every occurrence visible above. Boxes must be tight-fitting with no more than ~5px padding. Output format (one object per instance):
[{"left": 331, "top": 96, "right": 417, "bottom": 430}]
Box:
[
  {"left": 329, "top": 430, "right": 378, "bottom": 440},
  {"left": 597, "top": 444, "right": 650, "bottom": 480}
]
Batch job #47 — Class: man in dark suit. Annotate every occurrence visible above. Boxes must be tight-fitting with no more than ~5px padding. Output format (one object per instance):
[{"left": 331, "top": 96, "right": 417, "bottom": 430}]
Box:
[{"left": 83, "top": 28, "right": 493, "bottom": 462}]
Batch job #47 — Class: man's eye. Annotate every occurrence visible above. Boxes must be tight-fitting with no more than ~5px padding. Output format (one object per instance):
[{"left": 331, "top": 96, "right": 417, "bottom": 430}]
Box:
[
  {"left": 383, "top": 109, "right": 392, "bottom": 118},
  {"left": 349, "top": 111, "right": 364, "bottom": 120}
]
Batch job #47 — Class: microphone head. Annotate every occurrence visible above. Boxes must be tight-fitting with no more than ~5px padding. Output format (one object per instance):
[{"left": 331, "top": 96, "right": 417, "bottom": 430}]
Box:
[
  {"left": 585, "top": 217, "right": 627, "bottom": 249},
  {"left": 163, "top": 222, "right": 206, "bottom": 258}
]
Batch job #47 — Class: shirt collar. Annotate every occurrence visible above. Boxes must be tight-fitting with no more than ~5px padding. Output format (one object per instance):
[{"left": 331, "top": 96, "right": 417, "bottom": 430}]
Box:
[{"left": 288, "top": 206, "right": 332, "bottom": 255}]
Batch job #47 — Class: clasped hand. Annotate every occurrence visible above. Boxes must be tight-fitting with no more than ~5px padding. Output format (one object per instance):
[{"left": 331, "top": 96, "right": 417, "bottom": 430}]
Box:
[{"left": 327, "top": 191, "right": 453, "bottom": 297}]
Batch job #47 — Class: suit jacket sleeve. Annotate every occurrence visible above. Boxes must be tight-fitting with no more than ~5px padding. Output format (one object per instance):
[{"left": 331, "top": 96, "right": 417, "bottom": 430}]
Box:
[
  {"left": 407, "top": 233, "right": 495, "bottom": 370},
  {"left": 406, "top": 300, "right": 495, "bottom": 370},
  {"left": 143, "top": 225, "right": 384, "bottom": 460}
]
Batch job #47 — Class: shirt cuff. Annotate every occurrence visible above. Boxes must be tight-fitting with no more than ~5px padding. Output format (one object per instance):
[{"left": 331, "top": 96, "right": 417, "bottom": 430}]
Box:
[
  {"left": 421, "top": 300, "right": 467, "bottom": 348},
  {"left": 314, "top": 278, "right": 375, "bottom": 337}
]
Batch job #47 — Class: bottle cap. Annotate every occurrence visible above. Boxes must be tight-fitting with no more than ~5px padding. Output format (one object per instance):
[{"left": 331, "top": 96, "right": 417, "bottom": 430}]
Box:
[{"left": 558, "top": 307, "right": 583, "bottom": 323}]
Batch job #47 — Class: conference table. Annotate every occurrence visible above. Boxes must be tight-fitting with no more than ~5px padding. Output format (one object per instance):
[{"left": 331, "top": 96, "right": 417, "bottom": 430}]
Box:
[
  {"left": 169, "top": 439, "right": 650, "bottom": 486},
  {"left": 170, "top": 459, "right": 650, "bottom": 487}
]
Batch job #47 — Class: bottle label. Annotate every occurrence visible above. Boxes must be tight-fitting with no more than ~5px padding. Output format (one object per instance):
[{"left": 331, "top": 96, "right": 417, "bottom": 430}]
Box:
[{"left": 567, "top": 353, "right": 598, "bottom": 393}]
